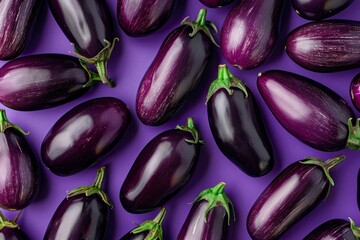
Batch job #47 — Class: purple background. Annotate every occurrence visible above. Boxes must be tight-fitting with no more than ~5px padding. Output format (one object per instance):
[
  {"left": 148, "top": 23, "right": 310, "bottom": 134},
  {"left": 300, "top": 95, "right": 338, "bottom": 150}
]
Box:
[{"left": 1, "top": 0, "right": 360, "bottom": 239}]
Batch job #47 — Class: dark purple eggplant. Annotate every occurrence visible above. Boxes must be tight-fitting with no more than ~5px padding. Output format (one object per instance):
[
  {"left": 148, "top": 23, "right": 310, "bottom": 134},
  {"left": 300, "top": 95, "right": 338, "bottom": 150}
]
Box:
[
  {"left": 0, "top": 0, "right": 41, "bottom": 60},
  {"left": 136, "top": 9, "right": 217, "bottom": 126},
  {"left": 0, "top": 211, "right": 30, "bottom": 240},
  {"left": 41, "top": 97, "right": 131, "bottom": 176},
  {"left": 200, "top": 0, "right": 235, "bottom": 8},
  {"left": 220, "top": 0, "right": 285, "bottom": 70},
  {"left": 257, "top": 70, "right": 360, "bottom": 152},
  {"left": 120, "top": 117, "right": 203, "bottom": 213},
  {"left": 44, "top": 167, "right": 112, "bottom": 240},
  {"left": 350, "top": 73, "right": 360, "bottom": 112},
  {"left": 247, "top": 155, "right": 345, "bottom": 240},
  {"left": 291, "top": 0, "right": 355, "bottom": 20},
  {"left": 177, "top": 182, "right": 235, "bottom": 240},
  {"left": 0, "top": 54, "right": 103, "bottom": 111},
  {"left": 206, "top": 64, "right": 274, "bottom": 177},
  {"left": 119, "top": 208, "right": 167, "bottom": 240},
  {"left": 47, "top": 0, "right": 117, "bottom": 86},
  {"left": 304, "top": 218, "right": 360, "bottom": 240},
  {"left": 0, "top": 110, "right": 40, "bottom": 210},
  {"left": 117, "top": 0, "right": 175, "bottom": 36},
  {"left": 286, "top": 20, "right": 360, "bottom": 72}
]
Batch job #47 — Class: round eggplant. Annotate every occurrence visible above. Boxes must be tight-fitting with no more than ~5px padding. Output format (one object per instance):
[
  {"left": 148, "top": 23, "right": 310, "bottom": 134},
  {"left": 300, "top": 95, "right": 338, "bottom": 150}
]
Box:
[
  {"left": 0, "top": 0, "right": 41, "bottom": 60},
  {"left": 206, "top": 64, "right": 274, "bottom": 177},
  {"left": 220, "top": 0, "right": 285, "bottom": 70},
  {"left": 350, "top": 73, "right": 360, "bottom": 112},
  {"left": 120, "top": 118, "right": 203, "bottom": 213},
  {"left": 0, "top": 110, "right": 40, "bottom": 210},
  {"left": 0, "top": 211, "right": 30, "bottom": 240},
  {"left": 117, "top": 0, "right": 175, "bottom": 36},
  {"left": 44, "top": 167, "right": 112, "bottom": 240},
  {"left": 41, "top": 97, "right": 131, "bottom": 176},
  {"left": 247, "top": 155, "right": 345, "bottom": 240},
  {"left": 257, "top": 70, "right": 359, "bottom": 152},
  {"left": 177, "top": 182, "right": 235, "bottom": 240},
  {"left": 47, "top": 0, "right": 117, "bottom": 86},
  {"left": 136, "top": 9, "right": 217, "bottom": 126},
  {"left": 200, "top": 0, "right": 235, "bottom": 8}
]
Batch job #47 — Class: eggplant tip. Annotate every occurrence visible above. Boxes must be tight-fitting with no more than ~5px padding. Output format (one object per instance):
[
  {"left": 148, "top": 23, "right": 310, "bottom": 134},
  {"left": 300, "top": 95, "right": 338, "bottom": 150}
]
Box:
[{"left": 258, "top": 72, "right": 262, "bottom": 77}]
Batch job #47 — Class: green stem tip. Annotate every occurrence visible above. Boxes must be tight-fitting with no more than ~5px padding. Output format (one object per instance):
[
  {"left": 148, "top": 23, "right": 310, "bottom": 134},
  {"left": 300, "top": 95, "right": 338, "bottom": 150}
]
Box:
[
  {"left": 346, "top": 118, "right": 360, "bottom": 150},
  {"left": 349, "top": 217, "right": 360, "bottom": 238},
  {"left": 176, "top": 117, "right": 204, "bottom": 145},
  {"left": 131, "top": 208, "right": 167, "bottom": 240},
  {"left": 0, "top": 109, "right": 28, "bottom": 135},
  {"left": 0, "top": 211, "right": 20, "bottom": 231}
]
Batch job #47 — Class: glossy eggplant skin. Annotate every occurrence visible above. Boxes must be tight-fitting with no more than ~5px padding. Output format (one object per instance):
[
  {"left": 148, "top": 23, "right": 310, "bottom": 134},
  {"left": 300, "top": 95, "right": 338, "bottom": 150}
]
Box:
[
  {"left": 350, "top": 73, "right": 360, "bottom": 112},
  {"left": 0, "top": 0, "right": 41, "bottom": 60},
  {"left": 120, "top": 231, "right": 148, "bottom": 240},
  {"left": 0, "top": 228, "right": 30, "bottom": 240},
  {"left": 220, "top": 0, "right": 285, "bottom": 70},
  {"left": 41, "top": 97, "right": 131, "bottom": 176},
  {"left": 257, "top": 70, "right": 354, "bottom": 151},
  {"left": 286, "top": 20, "right": 360, "bottom": 72},
  {"left": 200, "top": 0, "right": 235, "bottom": 8},
  {"left": 304, "top": 219, "right": 355, "bottom": 240},
  {"left": 117, "top": 0, "right": 174, "bottom": 36}
]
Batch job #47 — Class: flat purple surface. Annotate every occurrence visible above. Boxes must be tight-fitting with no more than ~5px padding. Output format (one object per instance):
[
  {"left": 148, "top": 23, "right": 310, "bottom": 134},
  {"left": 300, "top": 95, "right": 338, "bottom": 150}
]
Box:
[{"left": 1, "top": 0, "right": 360, "bottom": 239}]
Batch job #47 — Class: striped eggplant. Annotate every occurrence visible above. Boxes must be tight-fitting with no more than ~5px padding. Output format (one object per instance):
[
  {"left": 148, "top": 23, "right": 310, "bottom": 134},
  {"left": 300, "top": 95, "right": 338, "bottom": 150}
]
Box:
[
  {"left": 247, "top": 155, "right": 345, "bottom": 240},
  {"left": 206, "top": 64, "right": 274, "bottom": 177},
  {"left": 0, "top": 211, "right": 29, "bottom": 240},
  {"left": 286, "top": 20, "right": 360, "bottom": 72},
  {"left": 200, "top": 0, "right": 235, "bottom": 8},
  {"left": 350, "top": 73, "right": 360, "bottom": 112}
]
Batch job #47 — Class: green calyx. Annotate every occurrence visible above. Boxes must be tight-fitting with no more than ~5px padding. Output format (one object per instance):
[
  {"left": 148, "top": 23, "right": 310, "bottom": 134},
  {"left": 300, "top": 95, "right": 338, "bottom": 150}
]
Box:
[
  {"left": 181, "top": 8, "right": 219, "bottom": 47},
  {"left": 0, "top": 211, "right": 20, "bottom": 231},
  {"left": 0, "top": 109, "right": 28, "bottom": 135},
  {"left": 176, "top": 117, "right": 204, "bottom": 145},
  {"left": 346, "top": 118, "right": 360, "bottom": 150},
  {"left": 349, "top": 217, "right": 360, "bottom": 238},
  {"left": 192, "top": 182, "right": 235, "bottom": 225},
  {"left": 205, "top": 64, "right": 248, "bottom": 104},
  {"left": 131, "top": 208, "right": 167, "bottom": 240},
  {"left": 67, "top": 167, "right": 113, "bottom": 208}
]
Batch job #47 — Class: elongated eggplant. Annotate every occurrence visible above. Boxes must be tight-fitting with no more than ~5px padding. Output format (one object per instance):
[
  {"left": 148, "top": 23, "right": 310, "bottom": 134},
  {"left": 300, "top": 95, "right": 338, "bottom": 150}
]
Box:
[
  {"left": 0, "top": 110, "right": 40, "bottom": 210},
  {"left": 247, "top": 155, "right": 345, "bottom": 240},
  {"left": 117, "top": 0, "right": 175, "bottom": 36},
  {"left": 304, "top": 218, "right": 360, "bottom": 240},
  {"left": 136, "top": 9, "right": 217, "bottom": 126},
  {"left": 207, "top": 65, "right": 274, "bottom": 177},
  {"left": 41, "top": 97, "right": 131, "bottom": 176},
  {"left": 0, "top": 0, "right": 41, "bottom": 60},
  {"left": 119, "top": 208, "right": 167, "bottom": 240},
  {"left": 257, "top": 70, "right": 360, "bottom": 152},
  {"left": 47, "top": 0, "right": 117, "bottom": 86},
  {"left": 220, "top": 0, "right": 285, "bottom": 70},
  {"left": 200, "top": 0, "right": 235, "bottom": 8},
  {"left": 177, "top": 182, "right": 235, "bottom": 240},
  {"left": 350, "top": 73, "right": 360, "bottom": 112},
  {"left": 120, "top": 118, "right": 203, "bottom": 213},
  {"left": 44, "top": 167, "right": 112, "bottom": 240},
  {"left": 286, "top": 20, "right": 360, "bottom": 72},
  {"left": 0, "top": 211, "right": 30, "bottom": 240}
]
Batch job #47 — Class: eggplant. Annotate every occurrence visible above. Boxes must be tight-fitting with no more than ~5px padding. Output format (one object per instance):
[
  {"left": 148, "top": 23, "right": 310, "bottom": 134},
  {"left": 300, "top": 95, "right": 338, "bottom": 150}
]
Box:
[
  {"left": 176, "top": 182, "right": 235, "bottom": 240},
  {"left": 136, "top": 9, "right": 217, "bottom": 126},
  {"left": 257, "top": 70, "right": 360, "bottom": 152},
  {"left": 220, "top": 0, "right": 285, "bottom": 70},
  {"left": 0, "top": 211, "right": 29, "bottom": 240},
  {"left": 206, "top": 64, "right": 274, "bottom": 177},
  {"left": 47, "top": 0, "right": 117, "bottom": 87},
  {"left": 120, "top": 117, "right": 203, "bottom": 213},
  {"left": 117, "top": 0, "right": 175, "bottom": 36},
  {"left": 247, "top": 155, "right": 345, "bottom": 240},
  {"left": 0, "top": 110, "right": 40, "bottom": 210},
  {"left": 199, "top": 0, "right": 235, "bottom": 8},
  {"left": 41, "top": 97, "right": 131, "bottom": 176},
  {"left": 119, "top": 208, "right": 167, "bottom": 240},
  {"left": 291, "top": 0, "right": 355, "bottom": 20},
  {"left": 0, "top": 0, "right": 41, "bottom": 60},
  {"left": 44, "top": 167, "right": 112, "bottom": 240},
  {"left": 350, "top": 73, "right": 360, "bottom": 112},
  {"left": 304, "top": 218, "right": 360, "bottom": 240},
  {"left": 0, "top": 54, "right": 102, "bottom": 111},
  {"left": 286, "top": 20, "right": 360, "bottom": 72}
]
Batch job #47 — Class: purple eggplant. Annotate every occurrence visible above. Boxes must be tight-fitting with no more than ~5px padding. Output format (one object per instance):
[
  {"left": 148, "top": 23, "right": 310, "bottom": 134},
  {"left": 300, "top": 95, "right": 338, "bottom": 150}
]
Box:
[
  {"left": 304, "top": 218, "right": 360, "bottom": 240},
  {"left": 220, "top": 0, "right": 285, "bottom": 70},
  {"left": 177, "top": 182, "right": 235, "bottom": 240},
  {"left": 119, "top": 208, "right": 167, "bottom": 240},
  {"left": 206, "top": 65, "right": 274, "bottom": 177},
  {"left": 44, "top": 167, "right": 112, "bottom": 240},
  {"left": 350, "top": 73, "right": 360, "bottom": 112},
  {"left": 0, "top": 54, "right": 103, "bottom": 111},
  {"left": 291, "top": 0, "right": 355, "bottom": 20},
  {"left": 47, "top": 0, "right": 117, "bottom": 86},
  {"left": 0, "top": 211, "right": 29, "bottom": 240},
  {"left": 0, "top": 0, "right": 41, "bottom": 60},
  {"left": 247, "top": 155, "right": 345, "bottom": 240},
  {"left": 0, "top": 110, "right": 40, "bottom": 210},
  {"left": 257, "top": 70, "right": 360, "bottom": 152},
  {"left": 117, "top": 0, "right": 175, "bottom": 36},
  {"left": 120, "top": 118, "right": 203, "bottom": 213},
  {"left": 286, "top": 20, "right": 360, "bottom": 72},
  {"left": 41, "top": 97, "right": 131, "bottom": 176},
  {"left": 136, "top": 9, "right": 217, "bottom": 126},
  {"left": 200, "top": 0, "right": 235, "bottom": 8}
]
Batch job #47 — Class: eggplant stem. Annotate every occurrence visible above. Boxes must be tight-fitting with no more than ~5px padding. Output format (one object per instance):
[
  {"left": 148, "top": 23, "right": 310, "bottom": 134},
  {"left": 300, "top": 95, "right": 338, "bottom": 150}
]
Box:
[
  {"left": 346, "top": 118, "right": 360, "bottom": 150},
  {"left": 0, "top": 211, "right": 20, "bottom": 231},
  {"left": 77, "top": 58, "right": 100, "bottom": 88},
  {"left": 176, "top": 117, "right": 204, "bottom": 145},
  {"left": 349, "top": 217, "right": 360, "bottom": 237},
  {"left": 131, "top": 208, "right": 167, "bottom": 240},
  {"left": 0, "top": 109, "right": 28, "bottom": 135}
]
